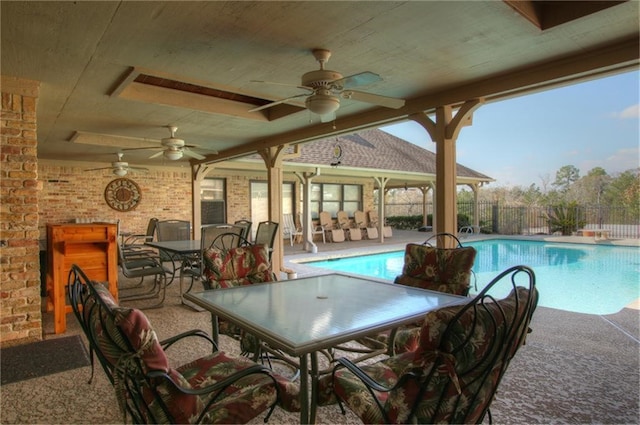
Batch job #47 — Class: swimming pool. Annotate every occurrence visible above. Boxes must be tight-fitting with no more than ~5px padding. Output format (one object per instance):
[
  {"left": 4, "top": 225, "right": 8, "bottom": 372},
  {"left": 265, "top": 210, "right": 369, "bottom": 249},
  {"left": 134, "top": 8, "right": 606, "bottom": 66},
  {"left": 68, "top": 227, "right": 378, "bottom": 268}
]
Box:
[{"left": 307, "top": 239, "right": 640, "bottom": 315}]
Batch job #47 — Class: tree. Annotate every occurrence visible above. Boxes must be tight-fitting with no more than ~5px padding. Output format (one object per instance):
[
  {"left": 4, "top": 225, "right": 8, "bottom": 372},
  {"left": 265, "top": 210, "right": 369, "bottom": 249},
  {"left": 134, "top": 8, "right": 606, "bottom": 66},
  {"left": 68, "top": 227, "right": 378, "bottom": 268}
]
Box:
[
  {"left": 552, "top": 165, "right": 580, "bottom": 193},
  {"left": 567, "top": 167, "right": 611, "bottom": 204},
  {"left": 605, "top": 169, "right": 640, "bottom": 219}
]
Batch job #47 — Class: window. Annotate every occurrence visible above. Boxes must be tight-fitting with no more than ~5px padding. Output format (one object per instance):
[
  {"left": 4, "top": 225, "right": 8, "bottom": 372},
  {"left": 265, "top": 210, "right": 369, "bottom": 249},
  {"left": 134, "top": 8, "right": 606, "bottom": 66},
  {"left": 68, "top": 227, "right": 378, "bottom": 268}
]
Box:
[
  {"left": 310, "top": 183, "right": 362, "bottom": 218},
  {"left": 201, "top": 178, "right": 225, "bottom": 200},
  {"left": 201, "top": 178, "right": 225, "bottom": 223}
]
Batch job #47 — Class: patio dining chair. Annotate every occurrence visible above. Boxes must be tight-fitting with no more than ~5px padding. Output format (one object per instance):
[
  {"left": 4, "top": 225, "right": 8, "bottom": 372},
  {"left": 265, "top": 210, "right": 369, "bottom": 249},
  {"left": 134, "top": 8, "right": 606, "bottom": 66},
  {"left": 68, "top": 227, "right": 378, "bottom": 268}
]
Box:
[
  {"left": 347, "top": 233, "right": 477, "bottom": 356},
  {"left": 67, "top": 264, "right": 299, "bottom": 424},
  {"left": 116, "top": 242, "right": 170, "bottom": 308},
  {"left": 254, "top": 220, "right": 279, "bottom": 260},
  {"left": 202, "top": 242, "right": 278, "bottom": 357},
  {"left": 389, "top": 232, "right": 477, "bottom": 354},
  {"left": 155, "top": 219, "right": 191, "bottom": 284},
  {"left": 234, "top": 219, "right": 253, "bottom": 242},
  {"left": 121, "top": 217, "right": 158, "bottom": 258},
  {"left": 318, "top": 265, "right": 538, "bottom": 424},
  {"left": 179, "top": 224, "right": 245, "bottom": 302}
]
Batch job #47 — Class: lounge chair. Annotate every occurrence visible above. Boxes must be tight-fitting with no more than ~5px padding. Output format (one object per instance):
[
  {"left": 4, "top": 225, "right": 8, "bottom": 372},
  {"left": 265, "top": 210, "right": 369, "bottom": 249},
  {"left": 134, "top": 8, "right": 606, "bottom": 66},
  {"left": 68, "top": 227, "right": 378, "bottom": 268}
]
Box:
[
  {"left": 368, "top": 210, "right": 391, "bottom": 237},
  {"left": 337, "top": 211, "right": 362, "bottom": 241},
  {"left": 283, "top": 213, "right": 303, "bottom": 246},
  {"left": 320, "top": 211, "right": 345, "bottom": 243},
  {"left": 459, "top": 224, "right": 480, "bottom": 237},
  {"left": 354, "top": 210, "right": 376, "bottom": 240}
]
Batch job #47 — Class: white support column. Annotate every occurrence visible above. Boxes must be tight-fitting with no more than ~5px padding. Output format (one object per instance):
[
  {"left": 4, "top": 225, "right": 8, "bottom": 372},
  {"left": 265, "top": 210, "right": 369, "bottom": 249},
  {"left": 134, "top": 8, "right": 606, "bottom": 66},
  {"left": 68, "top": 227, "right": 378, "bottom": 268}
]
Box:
[{"left": 295, "top": 168, "right": 321, "bottom": 253}]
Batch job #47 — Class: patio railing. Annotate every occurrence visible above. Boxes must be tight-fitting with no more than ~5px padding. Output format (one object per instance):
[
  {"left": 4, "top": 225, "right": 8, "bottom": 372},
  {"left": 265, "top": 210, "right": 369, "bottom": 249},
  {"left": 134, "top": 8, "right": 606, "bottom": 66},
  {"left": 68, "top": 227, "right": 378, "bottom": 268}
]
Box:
[{"left": 384, "top": 201, "right": 640, "bottom": 239}]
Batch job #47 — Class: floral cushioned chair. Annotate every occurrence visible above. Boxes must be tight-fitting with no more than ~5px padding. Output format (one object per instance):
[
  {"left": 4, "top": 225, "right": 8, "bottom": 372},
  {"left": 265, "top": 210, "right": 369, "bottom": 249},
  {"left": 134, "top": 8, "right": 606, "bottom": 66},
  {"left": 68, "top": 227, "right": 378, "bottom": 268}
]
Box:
[
  {"left": 318, "top": 265, "right": 538, "bottom": 424},
  {"left": 354, "top": 233, "right": 477, "bottom": 356},
  {"left": 68, "top": 264, "right": 299, "bottom": 424},
  {"left": 202, "top": 243, "right": 277, "bottom": 356},
  {"left": 202, "top": 243, "right": 276, "bottom": 290},
  {"left": 389, "top": 233, "right": 477, "bottom": 354}
]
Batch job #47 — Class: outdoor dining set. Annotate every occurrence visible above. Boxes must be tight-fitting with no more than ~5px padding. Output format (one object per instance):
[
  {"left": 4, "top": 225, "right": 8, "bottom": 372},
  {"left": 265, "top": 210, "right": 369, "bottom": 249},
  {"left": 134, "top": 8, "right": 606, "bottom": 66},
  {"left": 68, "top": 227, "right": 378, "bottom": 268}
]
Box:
[{"left": 68, "top": 218, "right": 539, "bottom": 424}]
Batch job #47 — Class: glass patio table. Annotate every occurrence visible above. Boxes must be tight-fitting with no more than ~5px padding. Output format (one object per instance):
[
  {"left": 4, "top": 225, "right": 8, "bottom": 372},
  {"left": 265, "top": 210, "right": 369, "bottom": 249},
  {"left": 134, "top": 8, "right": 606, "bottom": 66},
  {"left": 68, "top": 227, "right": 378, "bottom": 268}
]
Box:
[{"left": 184, "top": 272, "right": 466, "bottom": 424}]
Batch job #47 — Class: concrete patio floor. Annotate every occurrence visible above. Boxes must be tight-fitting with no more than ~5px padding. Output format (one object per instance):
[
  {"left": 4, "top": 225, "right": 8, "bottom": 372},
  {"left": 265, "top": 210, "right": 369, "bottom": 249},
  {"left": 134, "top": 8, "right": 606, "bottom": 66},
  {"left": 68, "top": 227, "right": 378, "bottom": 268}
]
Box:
[{"left": 1, "top": 230, "right": 638, "bottom": 424}]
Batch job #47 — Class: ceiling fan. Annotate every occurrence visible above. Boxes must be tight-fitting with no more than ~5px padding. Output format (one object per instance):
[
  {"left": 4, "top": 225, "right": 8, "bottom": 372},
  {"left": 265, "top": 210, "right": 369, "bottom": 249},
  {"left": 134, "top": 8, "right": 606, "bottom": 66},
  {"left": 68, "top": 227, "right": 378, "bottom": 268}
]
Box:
[
  {"left": 249, "top": 49, "right": 405, "bottom": 122},
  {"left": 125, "top": 126, "right": 214, "bottom": 160},
  {"left": 84, "top": 153, "right": 149, "bottom": 176}
]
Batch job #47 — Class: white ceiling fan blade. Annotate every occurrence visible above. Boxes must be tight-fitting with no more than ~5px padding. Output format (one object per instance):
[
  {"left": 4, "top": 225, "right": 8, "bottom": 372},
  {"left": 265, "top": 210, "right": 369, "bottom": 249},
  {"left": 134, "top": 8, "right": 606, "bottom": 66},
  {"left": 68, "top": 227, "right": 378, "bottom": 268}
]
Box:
[
  {"left": 128, "top": 166, "right": 149, "bottom": 172},
  {"left": 182, "top": 149, "right": 206, "bottom": 160},
  {"left": 342, "top": 90, "right": 405, "bottom": 109},
  {"left": 249, "top": 93, "right": 309, "bottom": 112},
  {"left": 149, "top": 151, "right": 164, "bottom": 159},
  {"left": 123, "top": 146, "right": 162, "bottom": 152},
  {"left": 333, "top": 71, "right": 382, "bottom": 90},
  {"left": 251, "top": 80, "right": 313, "bottom": 92},
  {"left": 84, "top": 166, "right": 113, "bottom": 171}
]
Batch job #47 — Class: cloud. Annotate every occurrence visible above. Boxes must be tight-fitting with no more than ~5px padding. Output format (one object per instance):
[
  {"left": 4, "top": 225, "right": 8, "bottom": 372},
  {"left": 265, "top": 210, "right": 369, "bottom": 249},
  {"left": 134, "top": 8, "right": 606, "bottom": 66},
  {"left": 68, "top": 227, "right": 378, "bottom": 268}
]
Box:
[
  {"left": 605, "top": 147, "right": 640, "bottom": 172},
  {"left": 614, "top": 104, "right": 640, "bottom": 119}
]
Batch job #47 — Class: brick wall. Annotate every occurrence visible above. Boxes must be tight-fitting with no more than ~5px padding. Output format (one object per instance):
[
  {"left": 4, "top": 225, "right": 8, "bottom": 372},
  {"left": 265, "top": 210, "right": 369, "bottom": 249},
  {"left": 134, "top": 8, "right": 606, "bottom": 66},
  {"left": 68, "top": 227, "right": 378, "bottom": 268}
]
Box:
[
  {"left": 38, "top": 161, "right": 192, "bottom": 240},
  {"left": 0, "top": 77, "right": 41, "bottom": 345}
]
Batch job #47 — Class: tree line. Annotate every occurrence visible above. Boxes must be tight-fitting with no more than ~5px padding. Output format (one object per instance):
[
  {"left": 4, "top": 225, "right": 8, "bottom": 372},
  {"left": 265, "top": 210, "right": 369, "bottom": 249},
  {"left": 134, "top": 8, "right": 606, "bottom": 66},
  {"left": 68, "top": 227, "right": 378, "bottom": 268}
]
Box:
[{"left": 458, "top": 165, "right": 639, "bottom": 217}]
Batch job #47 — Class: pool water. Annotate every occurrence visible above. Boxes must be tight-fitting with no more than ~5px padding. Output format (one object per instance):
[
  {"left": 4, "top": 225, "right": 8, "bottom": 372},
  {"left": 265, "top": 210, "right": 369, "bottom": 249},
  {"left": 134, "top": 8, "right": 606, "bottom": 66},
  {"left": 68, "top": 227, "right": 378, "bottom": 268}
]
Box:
[{"left": 307, "top": 239, "right": 640, "bottom": 315}]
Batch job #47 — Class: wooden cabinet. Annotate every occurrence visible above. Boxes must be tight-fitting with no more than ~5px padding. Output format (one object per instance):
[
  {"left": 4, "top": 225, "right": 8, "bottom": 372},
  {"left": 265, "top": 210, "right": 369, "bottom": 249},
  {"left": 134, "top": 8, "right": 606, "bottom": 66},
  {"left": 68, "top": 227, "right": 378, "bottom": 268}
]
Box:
[{"left": 46, "top": 223, "right": 118, "bottom": 334}]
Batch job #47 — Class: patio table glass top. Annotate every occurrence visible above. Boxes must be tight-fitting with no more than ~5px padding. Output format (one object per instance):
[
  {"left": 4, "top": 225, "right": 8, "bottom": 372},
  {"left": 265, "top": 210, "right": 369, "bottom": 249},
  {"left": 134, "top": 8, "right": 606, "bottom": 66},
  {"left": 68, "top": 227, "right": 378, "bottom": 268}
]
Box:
[{"left": 185, "top": 273, "right": 466, "bottom": 356}]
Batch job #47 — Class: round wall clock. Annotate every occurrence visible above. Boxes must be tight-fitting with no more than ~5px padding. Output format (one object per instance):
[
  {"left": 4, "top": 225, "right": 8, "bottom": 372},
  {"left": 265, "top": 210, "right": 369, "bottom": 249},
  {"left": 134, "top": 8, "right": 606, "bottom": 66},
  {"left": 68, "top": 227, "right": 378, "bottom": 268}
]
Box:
[{"left": 104, "top": 178, "right": 142, "bottom": 212}]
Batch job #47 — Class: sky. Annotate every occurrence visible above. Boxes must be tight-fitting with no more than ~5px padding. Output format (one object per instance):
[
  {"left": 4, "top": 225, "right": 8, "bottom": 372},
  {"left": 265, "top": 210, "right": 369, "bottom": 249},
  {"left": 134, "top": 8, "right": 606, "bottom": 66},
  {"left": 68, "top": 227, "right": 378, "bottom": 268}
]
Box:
[{"left": 381, "top": 70, "right": 640, "bottom": 188}]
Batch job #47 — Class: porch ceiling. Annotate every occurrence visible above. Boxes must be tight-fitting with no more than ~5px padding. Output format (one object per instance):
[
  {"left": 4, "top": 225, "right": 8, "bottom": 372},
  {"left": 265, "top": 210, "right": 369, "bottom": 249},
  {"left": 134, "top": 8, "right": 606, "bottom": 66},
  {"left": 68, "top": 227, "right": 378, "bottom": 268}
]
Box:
[{"left": 1, "top": 1, "right": 638, "bottom": 169}]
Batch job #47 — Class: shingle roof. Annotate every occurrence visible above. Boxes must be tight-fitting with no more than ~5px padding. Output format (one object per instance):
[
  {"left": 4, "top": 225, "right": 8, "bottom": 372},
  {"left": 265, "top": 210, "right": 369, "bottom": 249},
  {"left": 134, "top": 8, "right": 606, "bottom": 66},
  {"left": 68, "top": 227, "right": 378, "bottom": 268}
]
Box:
[{"left": 285, "top": 128, "right": 493, "bottom": 181}]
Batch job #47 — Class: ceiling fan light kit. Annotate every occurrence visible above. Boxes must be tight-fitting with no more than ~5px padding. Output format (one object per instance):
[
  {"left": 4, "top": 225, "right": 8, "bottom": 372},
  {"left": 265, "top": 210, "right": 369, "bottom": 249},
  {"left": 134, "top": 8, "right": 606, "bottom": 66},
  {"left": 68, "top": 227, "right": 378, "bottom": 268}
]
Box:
[
  {"left": 84, "top": 152, "right": 149, "bottom": 176},
  {"left": 121, "top": 125, "right": 210, "bottom": 161},
  {"left": 306, "top": 92, "right": 340, "bottom": 115},
  {"left": 164, "top": 149, "right": 183, "bottom": 160}
]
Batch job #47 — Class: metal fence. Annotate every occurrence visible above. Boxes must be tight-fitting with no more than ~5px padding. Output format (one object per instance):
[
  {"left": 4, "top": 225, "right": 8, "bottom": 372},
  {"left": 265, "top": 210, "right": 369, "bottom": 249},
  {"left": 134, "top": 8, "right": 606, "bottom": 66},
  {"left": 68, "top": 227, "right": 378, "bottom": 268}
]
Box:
[{"left": 385, "top": 201, "right": 640, "bottom": 239}]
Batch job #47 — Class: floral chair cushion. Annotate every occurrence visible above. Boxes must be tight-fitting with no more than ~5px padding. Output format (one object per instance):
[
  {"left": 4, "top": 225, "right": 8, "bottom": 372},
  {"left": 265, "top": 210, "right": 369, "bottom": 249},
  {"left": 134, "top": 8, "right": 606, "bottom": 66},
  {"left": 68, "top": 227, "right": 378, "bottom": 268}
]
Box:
[
  {"left": 394, "top": 243, "right": 476, "bottom": 296},
  {"left": 203, "top": 244, "right": 276, "bottom": 289},
  {"left": 202, "top": 244, "right": 276, "bottom": 339},
  {"left": 322, "top": 287, "right": 531, "bottom": 424},
  {"left": 382, "top": 243, "right": 477, "bottom": 354}
]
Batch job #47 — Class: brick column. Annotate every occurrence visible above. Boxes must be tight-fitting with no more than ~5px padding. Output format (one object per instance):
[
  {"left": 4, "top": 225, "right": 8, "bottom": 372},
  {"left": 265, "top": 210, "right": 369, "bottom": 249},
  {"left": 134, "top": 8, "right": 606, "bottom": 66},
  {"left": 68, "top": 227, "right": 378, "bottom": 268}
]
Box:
[{"left": 0, "top": 76, "right": 42, "bottom": 344}]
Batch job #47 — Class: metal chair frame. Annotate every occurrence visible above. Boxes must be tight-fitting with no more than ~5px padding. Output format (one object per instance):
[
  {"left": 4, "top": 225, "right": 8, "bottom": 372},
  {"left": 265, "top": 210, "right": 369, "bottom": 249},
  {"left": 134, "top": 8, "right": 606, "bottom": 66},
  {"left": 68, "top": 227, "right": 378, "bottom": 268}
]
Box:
[
  {"left": 331, "top": 265, "right": 538, "bottom": 424},
  {"left": 117, "top": 242, "right": 169, "bottom": 308},
  {"left": 233, "top": 219, "right": 253, "bottom": 242},
  {"left": 179, "top": 225, "right": 245, "bottom": 300},
  {"left": 254, "top": 220, "right": 279, "bottom": 260},
  {"left": 155, "top": 219, "right": 192, "bottom": 284},
  {"left": 67, "top": 264, "right": 281, "bottom": 424}
]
